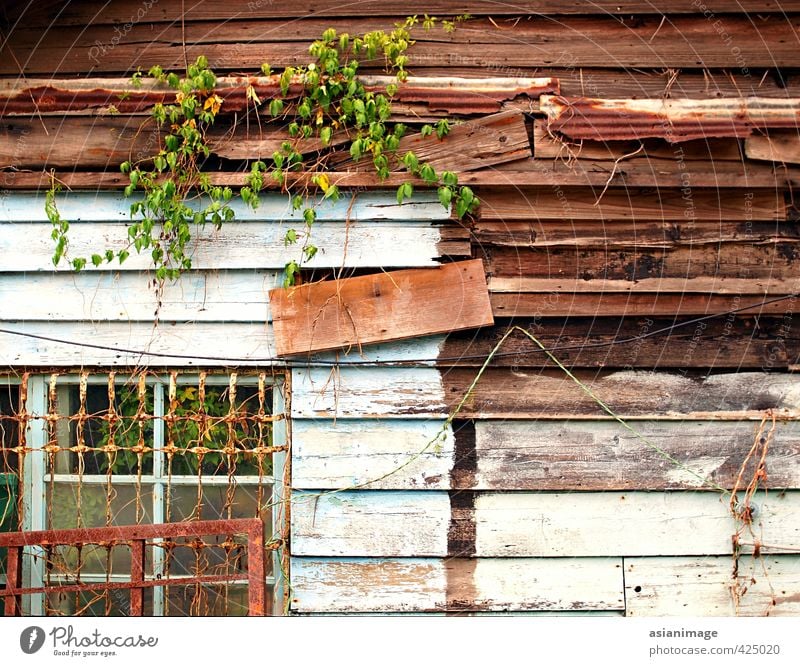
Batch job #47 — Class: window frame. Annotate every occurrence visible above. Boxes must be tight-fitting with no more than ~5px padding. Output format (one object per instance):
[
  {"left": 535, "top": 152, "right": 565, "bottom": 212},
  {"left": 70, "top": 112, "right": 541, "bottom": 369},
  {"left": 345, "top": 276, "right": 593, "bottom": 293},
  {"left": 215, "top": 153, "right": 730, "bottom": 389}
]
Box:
[{"left": 1, "top": 371, "right": 287, "bottom": 616}]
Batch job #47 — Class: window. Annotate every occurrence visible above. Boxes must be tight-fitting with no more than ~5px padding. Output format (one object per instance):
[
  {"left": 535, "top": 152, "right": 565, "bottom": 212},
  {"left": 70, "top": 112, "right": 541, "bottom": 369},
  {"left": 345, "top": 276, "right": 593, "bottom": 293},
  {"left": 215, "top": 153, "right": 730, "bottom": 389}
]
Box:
[{"left": 0, "top": 371, "right": 287, "bottom": 616}]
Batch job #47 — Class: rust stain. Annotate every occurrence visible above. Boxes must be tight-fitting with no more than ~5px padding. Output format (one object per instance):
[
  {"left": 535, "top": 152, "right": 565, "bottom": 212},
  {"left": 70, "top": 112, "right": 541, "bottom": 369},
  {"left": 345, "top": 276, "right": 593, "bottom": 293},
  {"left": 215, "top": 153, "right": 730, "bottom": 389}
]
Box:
[
  {"left": 541, "top": 95, "right": 800, "bottom": 142},
  {"left": 1, "top": 76, "right": 559, "bottom": 116}
]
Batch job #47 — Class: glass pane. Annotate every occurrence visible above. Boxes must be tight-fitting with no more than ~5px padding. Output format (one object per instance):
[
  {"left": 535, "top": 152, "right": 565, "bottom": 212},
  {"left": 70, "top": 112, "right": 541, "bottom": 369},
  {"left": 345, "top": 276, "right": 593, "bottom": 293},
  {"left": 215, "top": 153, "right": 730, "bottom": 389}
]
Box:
[
  {"left": 49, "top": 382, "right": 154, "bottom": 476},
  {"left": 167, "top": 384, "right": 272, "bottom": 477},
  {"left": 49, "top": 483, "right": 153, "bottom": 529},
  {"left": 165, "top": 583, "right": 267, "bottom": 616},
  {"left": 165, "top": 484, "right": 272, "bottom": 577},
  {"left": 47, "top": 588, "right": 153, "bottom": 617},
  {"left": 0, "top": 383, "right": 20, "bottom": 474}
]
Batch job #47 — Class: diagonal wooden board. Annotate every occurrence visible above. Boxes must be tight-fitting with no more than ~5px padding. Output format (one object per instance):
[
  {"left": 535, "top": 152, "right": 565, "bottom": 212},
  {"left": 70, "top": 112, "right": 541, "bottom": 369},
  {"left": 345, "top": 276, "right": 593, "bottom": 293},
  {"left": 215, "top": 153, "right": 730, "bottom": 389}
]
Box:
[{"left": 269, "top": 259, "right": 494, "bottom": 357}]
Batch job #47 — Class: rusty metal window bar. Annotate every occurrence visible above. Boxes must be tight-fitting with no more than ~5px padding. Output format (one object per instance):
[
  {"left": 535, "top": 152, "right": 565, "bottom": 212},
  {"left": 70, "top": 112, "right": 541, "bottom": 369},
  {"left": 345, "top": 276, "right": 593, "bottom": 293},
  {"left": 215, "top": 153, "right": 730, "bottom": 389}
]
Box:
[{"left": 0, "top": 371, "right": 288, "bottom": 616}]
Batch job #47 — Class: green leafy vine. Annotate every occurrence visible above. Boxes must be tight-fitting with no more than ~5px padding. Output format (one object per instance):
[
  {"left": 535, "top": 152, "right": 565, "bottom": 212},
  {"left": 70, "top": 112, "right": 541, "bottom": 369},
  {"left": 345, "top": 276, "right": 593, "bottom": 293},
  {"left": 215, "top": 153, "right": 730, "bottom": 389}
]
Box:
[{"left": 46, "top": 14, "right": 477, "bottom": 286}]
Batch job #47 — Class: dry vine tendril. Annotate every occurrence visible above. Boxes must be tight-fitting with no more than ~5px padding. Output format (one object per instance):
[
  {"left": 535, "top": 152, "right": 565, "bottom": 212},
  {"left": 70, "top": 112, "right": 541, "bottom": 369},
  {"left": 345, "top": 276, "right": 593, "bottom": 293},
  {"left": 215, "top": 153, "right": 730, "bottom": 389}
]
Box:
[{"left": 47, "top": 14, "right": 477, "bottom": 287}]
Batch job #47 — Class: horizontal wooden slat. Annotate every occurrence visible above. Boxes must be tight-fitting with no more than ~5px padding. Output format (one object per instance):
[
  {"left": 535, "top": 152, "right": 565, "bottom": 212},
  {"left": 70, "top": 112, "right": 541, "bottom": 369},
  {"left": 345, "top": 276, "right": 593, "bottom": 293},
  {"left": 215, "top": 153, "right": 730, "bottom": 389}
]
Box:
[
  {"left": 489, "top": 277, "right": 800, "bottom": 294},
  {"left": 486, "top": 245, "right": 799, "bottom": 282},
  {"left": 5, "top": 15, "right": 798, "bottom": 74},
  {"left": 442, "top": 316, "right": 800, "bottom": 369},
  {"left": 14, "top": 1, "right": 795, "bottom": 25},
  {"left": 625, "top": 556, "right": 800, "bottom": 616},
  {"left": 0, "top": 270, "right": 278, "bottom": 322},
  {"left": 475, "top": 220, "right": 800, "bottom": 249},
  {"left": 291, "top": 557, "right": 624, "bottom": 613},
  {"left": 270, "top": 260, "right": 493, "bottom": 356},
  {"left": 292, "top": 366, "right": 800, "bottom": 419},
  {"left": 0, "top": 220, "right": 461, "bottom": 272},
  {"left": 473, "top": 420, "right": 800, "bottom": 490},
  {"left": 292, "top": 419, "right": 800, "bottom": 491},
  {"left": 490, "top": 292, "right": 798, "bottom": 318},
  {"left": 479, "top": 187, "right": 785, "bottom": 221},
  {"left": 0, "top": 191, "right": 449, "bottom": 223},
  {"left": 746, "top": 131, "right": 800, "bottom": 165},
  {"left": 292, "top": 490, "right": 800, "bottom": 557}
]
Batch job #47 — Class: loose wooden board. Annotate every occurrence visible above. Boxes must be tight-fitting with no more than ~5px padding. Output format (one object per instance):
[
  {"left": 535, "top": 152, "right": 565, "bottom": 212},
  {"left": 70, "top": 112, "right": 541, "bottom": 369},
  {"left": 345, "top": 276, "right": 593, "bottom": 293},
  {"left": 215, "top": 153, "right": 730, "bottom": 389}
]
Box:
[
  {"left": 270, "top": 260, "right": 494, "bottom": 357},
  {"left": 746, "top": 131, "right": 800, "bottom": 165}
]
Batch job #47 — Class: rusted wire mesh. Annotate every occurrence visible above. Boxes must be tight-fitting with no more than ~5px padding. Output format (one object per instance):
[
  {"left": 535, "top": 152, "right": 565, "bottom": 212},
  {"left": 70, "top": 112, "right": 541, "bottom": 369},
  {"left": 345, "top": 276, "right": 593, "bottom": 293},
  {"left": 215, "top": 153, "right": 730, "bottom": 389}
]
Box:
[{"left": 0, "top": 370, "right": 288, "bottom": 617}]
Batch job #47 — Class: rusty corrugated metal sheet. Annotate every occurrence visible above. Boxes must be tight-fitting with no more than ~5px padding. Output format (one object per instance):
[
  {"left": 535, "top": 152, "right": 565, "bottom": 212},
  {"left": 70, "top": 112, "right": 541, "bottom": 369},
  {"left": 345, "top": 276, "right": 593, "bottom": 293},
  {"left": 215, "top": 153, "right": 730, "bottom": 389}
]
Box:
[
  {"left": 540, "top": 95, "right": 800, "bottom": 142},
  {"left": 1, "top": 76, "right": 558, "bottom": 116}
]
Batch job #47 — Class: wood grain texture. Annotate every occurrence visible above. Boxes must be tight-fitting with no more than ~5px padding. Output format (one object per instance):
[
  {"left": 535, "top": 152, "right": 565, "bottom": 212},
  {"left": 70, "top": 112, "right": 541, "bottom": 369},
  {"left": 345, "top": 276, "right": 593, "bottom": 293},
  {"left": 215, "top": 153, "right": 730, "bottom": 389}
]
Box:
[
  {"left": 5, "top": 14, "right": 798, "bottom": 73},
  {"left": 442, "top": 316, "right": 799, "bottom": 369},
  {"left": 291, "top": 557, "right": 624, "bottom": 613},
  {"left": 291, "top": 419, "right": 800, "bottom": 491},
  {"left": 269, "top": 260, "right": 494, "bottom": 356},
  {"left": 479, "top": 187, "right": 785, "bottom": 221},
  {"left": 292, "top": 490, "right": 800, "bottom": 557},
  {"left": 625, "top": 556, "right": 800, "bottom": 616},
  {"left": 746, "top": 131, "right": 800, "bottom": 165},
  {"left": 438, "top": 368, "right": 800, "bottom": 420}
]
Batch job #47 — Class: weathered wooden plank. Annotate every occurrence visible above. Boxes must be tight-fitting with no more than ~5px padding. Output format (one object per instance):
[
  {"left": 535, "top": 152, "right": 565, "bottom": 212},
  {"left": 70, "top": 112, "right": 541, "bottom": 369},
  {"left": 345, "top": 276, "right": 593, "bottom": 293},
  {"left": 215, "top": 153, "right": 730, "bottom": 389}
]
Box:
[
  {"left": 270, "top": 260, "right": 493, "bottom": 357},
  {"left": 0, "top": 270, "right": 280, "bottom": 322},
  {"left": 292, "top": 419, "right": 800, "bottom": 491},
  {"left": 292, "top": 419, "right": 454, "bottom": 490},
  {"left": 442, "top": 316, "right": 800, "bottom": 369},
  {"left": 490, "top": 292, "right": 798, "bottom": 318},
  {"left": 746, "top": 131, "right": 800, "bottom": 165},
  {"left": 625, "top": 556, "right": 800, "bottom": 616},
  {"left": 0, "top": 191, "right": 449, "bottom": 223},
  {"left": 291, "top": 366, "right": 800, "bottom": 420},
  {"left": 489, "top": 277, "right": 800, "bottom": 295},
  {"left": 533, "top": 119, "right": 747, "bottom": 161},
  {"left": 479, "top": 187, "right": 784, "bottom": 221},
  {"left": 438, "top": 369, "right": 800, "bottom": 420},
  {"left": 15, "top": 1, "right": 796, "bottom": 25},
  {"left": 331, "top": 110, "right": 532, "bottom": 172},
  {"left": 291, "top": 367, "right": 446, "bottom": 419},
  {"left": 486, "top": 245, "right": 800, "bottom": 282},
  {"left": 475, "top": 219, "right": 800, "bottom": 249},
  {"left": 292, "top": 490, "right": 800, "bottom": 557},
  {"left": 473, "top": 420, "right": 800, "bottom": 490},
  {"left": 0, "top": 221, "right": 458, "bottom": 272},
  {"left": 5, "top": 15, "right": 798, "bottom": 73},
  {"left": 0, "top": 321, "right": 276, "bottom": 367},
  {"left": 291, "top": 557, "right": 624, "bottom": 613},
  {"left": 541, "top": 96, "right": 800, "bottom": 142}
]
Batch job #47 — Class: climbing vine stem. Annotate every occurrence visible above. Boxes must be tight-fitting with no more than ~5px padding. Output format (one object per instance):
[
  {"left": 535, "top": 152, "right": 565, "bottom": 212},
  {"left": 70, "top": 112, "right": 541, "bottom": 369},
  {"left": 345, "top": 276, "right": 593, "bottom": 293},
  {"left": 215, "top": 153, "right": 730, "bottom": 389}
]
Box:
[{"left": 46, "top": 14, "right": 476, "bottom": 287}]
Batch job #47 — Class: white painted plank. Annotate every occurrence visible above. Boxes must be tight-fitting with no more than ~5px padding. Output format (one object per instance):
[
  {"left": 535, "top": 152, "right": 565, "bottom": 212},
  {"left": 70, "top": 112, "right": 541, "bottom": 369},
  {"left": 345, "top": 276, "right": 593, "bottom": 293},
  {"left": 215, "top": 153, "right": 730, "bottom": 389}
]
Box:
[
  {"left": 0, "top": 270, "right": 279, "bottom": 322},
  {"left": 625, "top": 556, "right": 800, "bottom": 616},
  {"left": 291, "top": 557, "right": 624, "bottom": 613},
  {"left": 0, "top": 220, "right": 445, "bottom": 271},
  {"left": 0, "top": 191, "right": 449, "bottom": 223},
  {"left": 474, "top": 420, "right": 800, "bottom": 490},
  {"left": 473, "top": 492, "right": 784, "bottom": 557},
  {"left": 292, "top": 490, "right": 800, "bottom": 557},
  {"left": 291, "top": 491, "right": 450, "bottom": 557},
  {"left": 292, "top": 419, "right": 454, "bottom": 490},
  {"left": 291, "top": 366, "right": 446, "bottom": 419},
  {"left": 0, "top": 321, "right": 275, "bottom": 366}
]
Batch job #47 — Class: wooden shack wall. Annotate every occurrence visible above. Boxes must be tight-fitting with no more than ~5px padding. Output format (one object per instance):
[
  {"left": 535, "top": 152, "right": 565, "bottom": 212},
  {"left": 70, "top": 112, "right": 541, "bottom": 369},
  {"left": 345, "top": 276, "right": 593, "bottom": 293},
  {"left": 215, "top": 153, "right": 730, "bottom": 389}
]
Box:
[{"left": 2, "top": 0, "right": 800, "bottom": 616}]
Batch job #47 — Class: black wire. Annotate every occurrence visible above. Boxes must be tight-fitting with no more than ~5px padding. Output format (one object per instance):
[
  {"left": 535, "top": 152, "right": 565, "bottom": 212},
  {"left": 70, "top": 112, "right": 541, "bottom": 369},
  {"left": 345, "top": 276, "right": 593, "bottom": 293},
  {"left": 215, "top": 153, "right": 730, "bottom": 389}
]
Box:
[{"left": 0, "top": 292, "right": 795, "bottom": 366}]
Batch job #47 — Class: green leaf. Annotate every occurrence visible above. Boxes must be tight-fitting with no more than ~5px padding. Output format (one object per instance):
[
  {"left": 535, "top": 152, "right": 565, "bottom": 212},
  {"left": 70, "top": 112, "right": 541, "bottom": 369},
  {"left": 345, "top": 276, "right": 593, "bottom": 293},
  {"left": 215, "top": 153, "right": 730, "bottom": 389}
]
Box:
[
  {"left": 269, "top": 98, "right": 284, "bottom": 116},
  {"left": 442, "top": 170, "right": 458, "bottom": 186},
  {"left": 320, "top": 125, "right": 332, "bottom": 146},
  {"left": 303, "top": 208, "right": 316, "bottom": 226},
  {"left": 420, "top": 124, "right": 433, "bottom": 138},
  {"left": 91, "top": 254, "right": 103, "bottom": 267},
  {"left": 437, "top": 186, "right": 453, "bottom": 209}
]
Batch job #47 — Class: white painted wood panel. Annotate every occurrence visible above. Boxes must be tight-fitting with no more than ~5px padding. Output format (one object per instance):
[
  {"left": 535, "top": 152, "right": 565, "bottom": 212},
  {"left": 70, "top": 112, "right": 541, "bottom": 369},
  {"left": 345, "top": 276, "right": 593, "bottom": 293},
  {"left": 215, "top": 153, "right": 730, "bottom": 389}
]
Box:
[
  {"left": 291, "top": 366, "right": 447, "bottom": 419},
  {"left": 291, "top": 490, "right": 800, "bottom": 557},
  {"left": 0, "top": 191, "right": 449, "bottom": 223},
  {"left": 0, "top": 221, "right": 446, "bottom": 271},
  {"left": 625, "top": 556, "right": 800, "bottom": 616},
  {"left": 291, "top": 557, "right": 624, "bottom": 613},
  {"left": 292, "top": 419, "right": 454, "bottom": 490},
  {"left": 291, "top": 491, "right": 450, "bottom": 557},
  {"left": 0, "top": 270, "right": 279, "bottom": 322},
  {"left": 474, "top": 420, "right": 800, "bottom": 490}
]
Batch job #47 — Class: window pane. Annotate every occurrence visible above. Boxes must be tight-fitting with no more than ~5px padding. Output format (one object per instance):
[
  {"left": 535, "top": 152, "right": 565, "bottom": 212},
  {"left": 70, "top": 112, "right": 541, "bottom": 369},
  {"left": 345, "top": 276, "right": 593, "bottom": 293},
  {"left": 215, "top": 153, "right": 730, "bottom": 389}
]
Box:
[
  {"left": 49, "top": 483, "right": 153, "bottom": 529},
  {"left": 167, "top": 384, "right": 272, "bottom": 477},
  {"left": 0, "top": 383, "right": 20, "bottom": 474},
  {"left": 165, "top": 583, "right": 263, "bottom": 616},
  {"left": 47, "top": 588, "right": 154, "bottom": 617}
]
